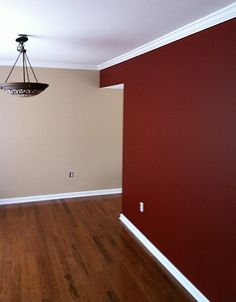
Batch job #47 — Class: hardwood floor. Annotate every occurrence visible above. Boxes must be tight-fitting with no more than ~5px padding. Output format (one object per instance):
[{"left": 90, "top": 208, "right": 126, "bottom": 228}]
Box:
[{"left": 0, "top": 195, "right": 196, "bottom": 302}]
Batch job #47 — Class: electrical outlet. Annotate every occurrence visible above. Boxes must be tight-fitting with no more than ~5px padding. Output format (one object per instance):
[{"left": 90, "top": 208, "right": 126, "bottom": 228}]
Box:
[
  {"left": 139, "top": 201, "right": 144, "bottom": 212},
  {"left": 69, "top": 171, "right": 74, "bottom": 178}
]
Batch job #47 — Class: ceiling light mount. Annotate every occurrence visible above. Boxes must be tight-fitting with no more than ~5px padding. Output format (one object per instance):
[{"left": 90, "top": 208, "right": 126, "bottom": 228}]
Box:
[
  {"left": 0, "top": 34, "right": 49, "bottom": 97},
  {"left": 16, "top": 35, "right": 28, "bottom": 53},
  {"left": 16, "top": 34, "right": 28, "bottom": 43}
]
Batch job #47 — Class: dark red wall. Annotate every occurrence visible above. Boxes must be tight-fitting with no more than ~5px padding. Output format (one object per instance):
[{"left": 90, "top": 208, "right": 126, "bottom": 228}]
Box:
[{"left": 100, "top": 19, "right": 236, "bottom": 302}]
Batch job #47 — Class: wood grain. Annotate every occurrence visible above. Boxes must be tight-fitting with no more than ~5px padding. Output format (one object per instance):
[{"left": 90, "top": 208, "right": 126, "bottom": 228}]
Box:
[{"left": 0, "top": 195, "right": 195, "bottom": 301}]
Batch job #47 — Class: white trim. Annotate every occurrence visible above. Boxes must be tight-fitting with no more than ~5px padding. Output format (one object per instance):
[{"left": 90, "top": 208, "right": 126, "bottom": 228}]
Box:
[
  {"left": 1, "top": 4, "right": 235, "bottom": 71},
  {"left": 98, "top": 3, "right": 236, "bottom": 70},
  {"left": 0, "top": 61, "right": 98, "bottom": 71},
  {"left": 119, "top": 214, "right": 209, "bottom": 302},
  {"left": 0, "top": 188, "right": 122, "bottom": 205},
  {"left": 101, "top": 84, "right": 124, "bottom": 89},
  {"left": 1, "top": 4, "right": 234, "bottom": 72}
]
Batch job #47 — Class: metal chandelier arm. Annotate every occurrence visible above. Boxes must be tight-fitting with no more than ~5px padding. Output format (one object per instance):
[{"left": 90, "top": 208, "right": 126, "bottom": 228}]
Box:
[
  {"left": 4, "top": 51, "right": 22, "bottom": 83},
  {"left": 25, "top": 52, "right": 38, "bottom": 83},
  {"left": 24, "top": 53, "right": 30, "bottom": 83}
]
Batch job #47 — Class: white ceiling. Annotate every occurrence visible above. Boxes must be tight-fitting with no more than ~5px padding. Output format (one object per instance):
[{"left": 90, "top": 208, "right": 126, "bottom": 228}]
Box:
[{"left": 0, "top": 0, "right": 234, "bottom": 70}]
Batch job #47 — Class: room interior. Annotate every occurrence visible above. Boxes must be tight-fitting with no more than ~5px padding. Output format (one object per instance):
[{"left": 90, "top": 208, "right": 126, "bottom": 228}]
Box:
[{"left": 0, "top": 1, "right": 235, "bottom": 302}]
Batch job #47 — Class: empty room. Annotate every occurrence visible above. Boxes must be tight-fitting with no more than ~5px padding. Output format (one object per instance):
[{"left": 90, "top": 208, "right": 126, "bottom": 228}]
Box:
[{"left": 0, "top": 1, "right": 235, "bottom": 301}]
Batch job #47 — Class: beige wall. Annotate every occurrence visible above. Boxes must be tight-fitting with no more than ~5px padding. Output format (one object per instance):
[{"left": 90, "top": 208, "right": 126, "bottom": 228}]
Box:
[{"left": 0, "top": 67, "right": 123, "bottom": 198}]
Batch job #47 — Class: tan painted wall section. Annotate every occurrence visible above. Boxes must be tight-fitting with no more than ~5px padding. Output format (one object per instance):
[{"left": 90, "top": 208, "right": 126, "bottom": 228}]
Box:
[{"left": 0, "top": 67, "right": 123, "bottom": 198}]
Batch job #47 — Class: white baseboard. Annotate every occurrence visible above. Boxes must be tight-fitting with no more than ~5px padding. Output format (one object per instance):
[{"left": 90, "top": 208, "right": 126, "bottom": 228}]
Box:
[
  {"left": 119, "top": 214, "right": 209, "bottom": 302},
  {"left": 0, "top": 188, "right": 122, "bottom": 205}
]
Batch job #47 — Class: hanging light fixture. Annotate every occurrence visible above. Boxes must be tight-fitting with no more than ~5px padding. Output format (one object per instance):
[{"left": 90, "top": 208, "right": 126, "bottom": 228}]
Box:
[{"left": 0, "top": 35, "right": 49, "bottom": 97}]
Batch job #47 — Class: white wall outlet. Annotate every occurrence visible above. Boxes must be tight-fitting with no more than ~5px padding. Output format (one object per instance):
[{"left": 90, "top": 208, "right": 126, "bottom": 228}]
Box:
[
  {"left": 139, "top": 201, "right": 144, "bottom": 212},
  {"left": 69, "top": 171, "right": 74, "bottom": 178}
]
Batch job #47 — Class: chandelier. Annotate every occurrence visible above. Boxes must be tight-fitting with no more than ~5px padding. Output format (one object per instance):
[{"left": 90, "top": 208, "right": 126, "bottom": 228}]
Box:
[{"left": 0, "top": 35, "right": 49, "bottom": 97}]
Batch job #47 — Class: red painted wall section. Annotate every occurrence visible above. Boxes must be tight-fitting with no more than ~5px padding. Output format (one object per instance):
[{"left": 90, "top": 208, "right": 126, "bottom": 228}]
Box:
[{"left": 100, "top": 19, "right": 236, "bottom": 302}]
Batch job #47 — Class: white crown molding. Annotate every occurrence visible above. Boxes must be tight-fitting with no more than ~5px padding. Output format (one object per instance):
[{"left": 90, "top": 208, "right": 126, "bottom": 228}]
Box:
[
  {"left": 0, "top": 188, "right": 122, "bottom": 205},
  {"left": 32, "top": 61, "right": 98, "bottom": 70},
  {"left": 1, "top": 4, "right": 234, "bottom": 72},
  {"left": 98, "top": 3, "right": 236, "bottom": 70},
  {"left": 0, "top": 60, "right": 98, "bottom": 71},
  {"left": 101, "top": 84, "right": 124, "bottom": 89},
  {"left": 120, "top": 214, "right": 209, "bottom": 302}
]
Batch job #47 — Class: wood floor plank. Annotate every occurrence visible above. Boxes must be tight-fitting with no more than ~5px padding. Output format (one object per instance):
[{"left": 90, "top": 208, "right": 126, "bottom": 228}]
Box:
[{"left": 0, "top": 195, "right": 196, "bottom": 301}]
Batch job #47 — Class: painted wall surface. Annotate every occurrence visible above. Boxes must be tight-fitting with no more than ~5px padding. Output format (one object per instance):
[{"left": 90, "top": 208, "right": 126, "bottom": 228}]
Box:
[
  {"left": 100, "top": 19, "right": 236, "bottom": 302},
  {"left": 0, "top": 68, "right": 123, "bottom": 198}
]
